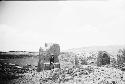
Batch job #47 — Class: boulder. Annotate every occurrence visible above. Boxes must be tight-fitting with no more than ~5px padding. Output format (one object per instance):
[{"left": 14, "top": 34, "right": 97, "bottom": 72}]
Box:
[{"left": 97, "top": 51, "right": 110, "bottom": 67}]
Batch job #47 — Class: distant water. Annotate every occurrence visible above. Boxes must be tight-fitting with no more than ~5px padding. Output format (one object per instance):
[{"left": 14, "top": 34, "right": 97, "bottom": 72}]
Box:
[{"left": 0, "top": 56, "right": 39, "bottom": 67}]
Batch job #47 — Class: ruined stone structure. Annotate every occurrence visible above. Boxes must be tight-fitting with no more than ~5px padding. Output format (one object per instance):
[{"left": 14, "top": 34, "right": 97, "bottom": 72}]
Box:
[{"left": 37, "top": 43, "right": 60, "bottom": 72}]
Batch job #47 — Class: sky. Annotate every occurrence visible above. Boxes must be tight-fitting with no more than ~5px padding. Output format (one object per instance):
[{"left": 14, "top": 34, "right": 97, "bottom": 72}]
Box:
[{"left": 0, "top": 0, "right": 125, "bottom": 51}]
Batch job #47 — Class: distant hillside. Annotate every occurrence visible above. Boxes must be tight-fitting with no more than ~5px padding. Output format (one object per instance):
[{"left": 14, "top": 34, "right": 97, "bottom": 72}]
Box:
[
  {"left": 64, "top": 45, "right": 124, "bottom": 51},
  {"left": 62, "top": 45, "right": 125, "bottom": 58}
]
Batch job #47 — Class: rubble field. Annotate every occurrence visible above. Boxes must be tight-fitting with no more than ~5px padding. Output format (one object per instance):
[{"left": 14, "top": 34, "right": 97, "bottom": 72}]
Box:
[{"left": 9, "top": 65, "right": 125, "bottom": 84}]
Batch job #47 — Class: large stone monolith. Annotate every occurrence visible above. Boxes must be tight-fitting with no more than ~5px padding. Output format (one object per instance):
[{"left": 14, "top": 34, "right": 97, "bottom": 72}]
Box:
[
  {"left": 37, "top": 43, "right": 60, "bottom": 72},
  {"left": 97, "top": 51, "right": 110, "bottom": 67}
]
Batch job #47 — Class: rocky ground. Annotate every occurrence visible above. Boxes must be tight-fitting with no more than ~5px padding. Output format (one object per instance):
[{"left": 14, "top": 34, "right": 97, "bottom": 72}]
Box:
[
  {"left": 1, "top": 59, "right": 125, "bottom": 84},
  {"left": 6, "top": 65, "right": 125, "bottom": 84},
  {"left": 0, "top": 62, "right": 37, "bottom": 84}
]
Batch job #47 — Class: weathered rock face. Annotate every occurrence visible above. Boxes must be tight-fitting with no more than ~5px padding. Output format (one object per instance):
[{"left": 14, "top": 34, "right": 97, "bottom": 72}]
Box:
[
  {"left": 97, "top": 51, "right": 110, "bottom": 67},
  {"left": 37, "top": 43, "right": 60, "bottom": 72}
]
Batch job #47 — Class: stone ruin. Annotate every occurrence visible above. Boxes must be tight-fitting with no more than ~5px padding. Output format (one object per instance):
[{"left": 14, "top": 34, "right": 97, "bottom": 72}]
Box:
[
  {"left": 37, "top": 43, "right": 60, "bottom": 72},
  {"left": 97, "top": 51, "right": 110, "bottom": 66}
]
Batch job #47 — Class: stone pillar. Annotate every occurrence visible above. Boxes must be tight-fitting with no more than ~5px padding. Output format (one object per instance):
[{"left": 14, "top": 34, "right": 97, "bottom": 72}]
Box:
[
  {"left": 97, "top": 51, "right": 110, "bottom": 67},
  {"left": 37, "top": 47, "right": 45, "bottom": 72},
  {"left": 37, "top": 43, "right": 60, "bottom": 72}
]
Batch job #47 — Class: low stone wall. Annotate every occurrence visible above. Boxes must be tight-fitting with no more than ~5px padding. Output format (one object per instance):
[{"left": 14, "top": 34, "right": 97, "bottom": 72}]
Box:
[{"left": 43, "top": 63, "right": 60, "bottom": 70}]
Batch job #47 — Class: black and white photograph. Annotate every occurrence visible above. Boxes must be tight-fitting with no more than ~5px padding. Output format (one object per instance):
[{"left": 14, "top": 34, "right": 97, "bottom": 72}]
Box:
[{"left": 0, "top": 0, "right": 125, "bottom": 84}]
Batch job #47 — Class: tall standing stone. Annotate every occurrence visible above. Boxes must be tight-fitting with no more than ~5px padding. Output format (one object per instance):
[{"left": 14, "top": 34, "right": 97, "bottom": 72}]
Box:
[
  {"left": 96, "top": 51, "right": 110, "bottom": 67},
  {"left": 37, "top": 43, "right": 60, "bottom": 72}
]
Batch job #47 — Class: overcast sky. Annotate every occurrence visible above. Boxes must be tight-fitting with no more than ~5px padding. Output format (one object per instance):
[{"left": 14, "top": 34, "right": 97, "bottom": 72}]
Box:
[{"left": 0, "top": 0, "right": 125, "bottom": 51}]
